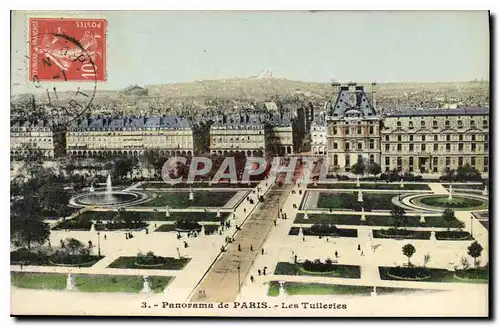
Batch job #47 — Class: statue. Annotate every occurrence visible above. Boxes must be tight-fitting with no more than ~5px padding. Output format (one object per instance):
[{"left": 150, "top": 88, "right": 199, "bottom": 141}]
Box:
[
  {"left": 298, "top": 226, "right": 304, "bottom": 237},
  {"left": 303, "top": 211, "right": 309, "bottom": 220},
  {"left": 189, "top": 188, "right": 194, "bottom": 201},
  {"left": 357, "top": 190, "right": 363, "bottom": 203},
  {"left": 482, "top": 185, "right": 488, "bottom": 196},
  {"left": 419, "top": 213, "right": 426, "bottom": 224},
  {"left": 400, "top": 179, "right": 404, "bottom": 188},
  {"left": 448, "top": 183, "right": 453, "bottom": 200},
  {"left": 140, "top": 275, "right": 152, "bottom": 293},
  {"left": 278, "top": 280, "right": 288, "bottom": 298},
  {"left": 165, "top": 205, "right": 170, "bottom": 217},
  {"left": 216, "top": 209, "right": 221, "bottom": 218},
  {"left": 360, "top": 207, "right": 366, "bottom": 222},
  {"left": 66, "top": 273, "right": 76, "bottom": 291},
  {"left": 356, "top": 176, "right": 360, "bottom": 187},
  {"left": 371, "top": 286, "right": 378, "bottom": 297}
]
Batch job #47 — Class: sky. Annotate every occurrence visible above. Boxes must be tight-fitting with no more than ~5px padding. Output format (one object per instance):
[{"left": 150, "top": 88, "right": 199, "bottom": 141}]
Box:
[{"left": 11, "top": 10, "right": 490, "bottom": 94}]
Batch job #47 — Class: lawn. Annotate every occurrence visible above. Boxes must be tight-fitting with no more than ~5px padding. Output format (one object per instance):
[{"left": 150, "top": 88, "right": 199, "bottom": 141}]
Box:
[
  {"left": 373, "top": 229, "right": 431, "bottom": 240},
  {"left": 138, "top": 191, "right": 237, "bottom": 208},
  {"left": 10, "top": 250, "right": 103, "bottom": 267},
  {"left": 308, "top": 183, "right": 430, "bottom": 190},
  {"left": 11, "top": 272, "right": 66, "bottom": 290},
  {"left": 442, "top": 183, "right": 485, "bottom": 190},
  {"left": 11, "top": 272, "right": 173, "bottom": 293},
  {"left": 267, "top": 281, "right": 421, "bottom": 297},
  {"left": 107, "top": 256, "right": 190, "bottom": 270},
  {"left": 274, "top": 262, "right": 360, "bottom": 279},
  {"left": 140, "top": 182, "right": 258, "bottom": 189},
  {"left": 75, "top": 274, "right": 172, "bottom": 293},
  {"left": 317, "top": 192, "right": 396, "bottom": 211},
  {"left": 294, "top": 213, "right": 457, "bottom": 228},
  {"left": 72, "top": 211, "right": 228, "bottom": 224},
  {"left": 289, "top": 227, "right": 357, "bottom": 238},
  {"left": 379, "top": 267, "right": 488, "bottom": 284}
]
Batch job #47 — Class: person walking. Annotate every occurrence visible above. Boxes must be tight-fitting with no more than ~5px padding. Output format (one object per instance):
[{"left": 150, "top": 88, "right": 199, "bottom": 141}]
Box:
[
  {"left": 238, "top": 244, "right": 241, "bottom": 252},
  {"left": 358, "top": 244, "right": 361, "bottom": 251},
  {"left": 250, "top": 275, "right": 254, "bottom": 283},
  {"left": 335, "top": 251, "right": 339, "bottom": 258},
  {"left": 274, "top": 220, "right": 277, "bottom": 226},
  {"left": 261, "top": 248, "right": 264, "bottom": 255},
  {"left": 250, "top": 245, "right": 254, "bottom": 251},
  {"left": 258, "top": 269, "right": 262, "bottom": 276}
]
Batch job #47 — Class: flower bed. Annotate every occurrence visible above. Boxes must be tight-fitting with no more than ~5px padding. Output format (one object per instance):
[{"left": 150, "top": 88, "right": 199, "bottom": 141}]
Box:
[
  {"left": 435, "top": 231, "right": 473, "bottom": 241},
  {"left": 373, "top": 228, "right": 431, "bottom": 240},
  {"left": 289, "top": 227, "right": 357, "bottom": 238},
  {"left": 274, "top": 262, "right": 360, "bottom": 279}
]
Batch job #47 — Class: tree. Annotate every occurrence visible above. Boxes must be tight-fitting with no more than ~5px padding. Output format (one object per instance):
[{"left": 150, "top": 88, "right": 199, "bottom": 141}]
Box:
[
  {"left": 389, "top": 205, "right": 407, "bottom": 229},
  {"left": 367, "top": 162, "right": 382, "bottom": 178},
  {"left": 10, "top": 196, "right": 50, "bottom": 252},
  {"left": 112, "top": 157, "right": 138, "bottom": 180},
  {"left": 351, "top": 158, "right": 365, "bottom": 177},
  {"left": 455, "top": 164, "right": 482, "bottom": 182},
  {"left": 441, "top": 208, "right": 456, "bottom": 231},
  {"left": 402, "top": 243, "right": 416, "bottom": 266},
  {"left": 467, "top": 241, "right": 483, "bottom": 267},
  {"left": 64, "top": 238, "right": 85, "bottom": 256}
]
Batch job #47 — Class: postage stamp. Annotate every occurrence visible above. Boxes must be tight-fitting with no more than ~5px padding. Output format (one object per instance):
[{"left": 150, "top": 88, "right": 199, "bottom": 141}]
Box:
[{"left": 29, "top": 17, "right": 107, "bottom": 82}]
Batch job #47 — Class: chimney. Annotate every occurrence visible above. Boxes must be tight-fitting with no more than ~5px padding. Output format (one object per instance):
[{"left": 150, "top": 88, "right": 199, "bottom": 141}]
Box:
[
  {"left": 331, "top": 82, "right": 340, "bottom": 95},
  {"left": 348, "top": 82, "right": 357, "bottom": 93},
  {"left": 371, "top": 82, "right": 377, "bottom": 111}
]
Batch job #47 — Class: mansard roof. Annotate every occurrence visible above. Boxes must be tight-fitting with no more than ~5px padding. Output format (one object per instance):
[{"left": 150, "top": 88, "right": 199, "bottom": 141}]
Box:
[{"left": 330, "top": 84, "right": 377, "bottom": 118}]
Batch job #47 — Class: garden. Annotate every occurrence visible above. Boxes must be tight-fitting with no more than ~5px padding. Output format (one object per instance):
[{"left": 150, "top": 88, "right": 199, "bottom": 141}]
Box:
[
  {"left": 294, "top": 213, "right": 462, "bottom": 228},
  {"left": 274, "top": 261, "right": 360, "bottom": 279},
  {"left": 11, "top": 238, "right": 104, "bottom": 267},
  {"left": 289, "top": 225, "right": 357, "bottom": 238},
  {"left": 137, "top": 191, "right": 236, "bottom": 208},
  {"left": 107, "top": 252, "right": 190, "bottom": 270},
  {"left": 139, "top": 182, "right": 258, "bottom": 189},
  {"left": 317, "top": 192, "right": 397, "bottom": 211},
  {"left": 308, "top": 183, "right": 430, "bottom": 190},
  {"left": 267, "top": 281, "right": 420, "bottom": 297}
]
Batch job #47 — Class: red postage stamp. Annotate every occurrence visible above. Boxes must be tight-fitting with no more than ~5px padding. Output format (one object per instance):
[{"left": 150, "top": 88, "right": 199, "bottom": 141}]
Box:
[{"left": 29, "top": 17, "right": 107, "bottom": 82}]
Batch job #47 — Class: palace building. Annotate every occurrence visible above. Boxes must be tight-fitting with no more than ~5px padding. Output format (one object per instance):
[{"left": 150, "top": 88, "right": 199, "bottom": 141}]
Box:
[
  {"left": 10, "top": 119, "right": 55, "bottom": 159},
  {"left": 325, "top": 82, "right": 489, "bottom": 174},
  {"left": 66, "top": 116, "right": 194, "bottom": 157}
]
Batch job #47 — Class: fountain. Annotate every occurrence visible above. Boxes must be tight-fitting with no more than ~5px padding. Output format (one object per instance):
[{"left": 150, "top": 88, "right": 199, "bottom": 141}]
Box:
[
  {"left": 140, "top": 276, "right": 152, "bottom": 293},
  {"left": 105, "top": 174, "right": 113, "bottom": 202},
  {"left": 358, "top": 190, "right": 363, "bottom": 203},
  {"left": 448, "top": 183, "right": 453, "bottom": 200},
  {"left": 69, "top": 174, "right": 149, "bottom": 207}
]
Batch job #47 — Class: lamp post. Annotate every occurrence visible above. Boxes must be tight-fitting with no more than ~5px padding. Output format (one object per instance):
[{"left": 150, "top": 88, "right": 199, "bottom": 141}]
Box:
[
  {"left": 237, "top": 263, "right": 241, "bottom": 293},
  {"left": 97, "top": 231, "right": 101, "bottom": 257}
]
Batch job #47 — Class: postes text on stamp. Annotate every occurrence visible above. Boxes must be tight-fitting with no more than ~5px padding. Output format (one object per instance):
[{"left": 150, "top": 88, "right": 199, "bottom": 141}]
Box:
[{"left": 29, "top": 17, "right": 107, "bottom": 82}]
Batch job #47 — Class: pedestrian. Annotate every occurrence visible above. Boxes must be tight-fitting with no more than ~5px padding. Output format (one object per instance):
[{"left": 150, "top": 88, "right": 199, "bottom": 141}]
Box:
[
  {"left": 244, "top": 208, "right": 247, "bottom": 213},
  {"left": 261, "top": 248, "right": 264, "bottom": 255},
  {"left": 220, "top": 246, "right": 225, "bottom": 252},
  {"left": 326, "top": 238, "right": 329, "bottom": 242},
  {"left": 125, "top": 233, "right": 128, "bottom": 240},
  {"left": 154, "top": 223, "right": 157, "bottom": 228},
  {"left": 361, "top": 250, "right": 364, "bottom": 256},
  {"left": 250, "top": 245, "right": 254, "bottom": 251},
  {"left": 250, "top": 275, "right": 254, "bottom": 283},
  {"left": 358, "top": 244, "right": 361, "bottom": 251},
  {"left": 258, "top": 269, "right": 262, "bottom": 276},
  {"left": 302, "top": 237, "right": 305, "bottom": 242},
  {"left": 274, "top": 220, "right": 277, "bottom": 226},
  {"left": 294, "top": 255, "right": 298, "bottom": 263},
  {"left": 20, "top": 263, "right": 23, "bottom": 270},
  {"left": 238, "top": 244, "right": 241, "bottom": 252},
  {"left": 335, "top": 251, "right": 338, "bottom": 258},
  {"left": 184, "top": 241, "right": 188, "bottom": 248},
  {"left": 104, "top": 234, "right": 107, "bottom": 240}
]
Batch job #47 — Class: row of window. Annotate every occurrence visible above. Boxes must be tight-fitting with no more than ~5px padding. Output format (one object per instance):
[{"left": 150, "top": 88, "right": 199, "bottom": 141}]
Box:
[
  {"left": 395, "top": 119, "right": 488, "bottom": 129},
  {"left": 332, "top": 139, "right": 377, "bottom": 151},
  {"left": 385, "top": 156, "right": 489, "bottom": 168},
  {"left": 384, "top": 134, "right": 487, "bottom": 142},
  {"left": 384, "top": 142, "right": 488, "bottom": 152},
  {"left": 332, "top": 126, "right": 376, "bottom": 135}
]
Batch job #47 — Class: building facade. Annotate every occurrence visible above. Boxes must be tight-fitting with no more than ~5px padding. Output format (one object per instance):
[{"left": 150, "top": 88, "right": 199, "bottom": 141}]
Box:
[
  {"left": 311, "top": 114, "right": 328, "bottom": 155},
  {"left": 209, "top": 114, "right": 266, "bottom": 157},
  {"left": 66, "top": 116, "right": 194, "bottom": 157},
  {"left": 10, "top": 119, "right": 55, "bottom": 159},
  {"left": 326, "top": 83, "right": 489, "bottom": 174}
]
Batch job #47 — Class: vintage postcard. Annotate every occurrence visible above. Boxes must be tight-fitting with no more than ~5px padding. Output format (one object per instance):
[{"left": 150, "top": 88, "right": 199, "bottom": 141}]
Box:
[{"left": 10, "top": 10, "right": 490, "bottom": 317}]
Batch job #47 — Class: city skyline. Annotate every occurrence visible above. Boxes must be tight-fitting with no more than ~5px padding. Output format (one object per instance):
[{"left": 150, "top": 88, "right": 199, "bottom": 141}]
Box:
[{"left": 11, "top": 10, "right": 489, "bottom": 95}]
